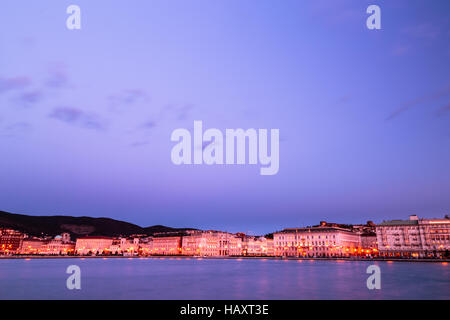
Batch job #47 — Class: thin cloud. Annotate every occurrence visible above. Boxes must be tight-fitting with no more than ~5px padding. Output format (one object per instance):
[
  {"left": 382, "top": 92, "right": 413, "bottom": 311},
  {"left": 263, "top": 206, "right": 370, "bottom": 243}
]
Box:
[
  {"left": 161, "top": 103, "right": 195, "bottom": 121},
  {"left": 140, "top": 120, "right": 157, "bottom": 130},
  {"left": 177, "top": 104, "right": 193, "bottom": 120},
  {"left": 392, "top": 44, "right": 411, "bottom": 57},
  {"left": 0, "top": 76, "right": 32, "bottom": 93},
  {"left": 49, "top": 107, "right": 106, "bottom": 131},
  {"left": 45, "top": 63, "right": 69, "bottom": 88},
  {"left": 394, "top": 21, "right": 449, "bottom": 56},
  {"left": 386, "top": 84, "right": 450, "bottom": 120},
  {"left": 108, "top": 89, "right": 149, "bottom": 112},
  {"left": 50, "top": 107, "right": 82, "bottom": 123},
  {"left": 0, "top": 122, "right": 32, "bottom": 138},
  {"left": 130, "top": 140, "right": 150, "bottom": 147},
  {"left": 14, "top": 90, "right": 43, "bottom": 107},
  {"left": 435, "top": 103, "right": 450, "bottom": 117},
  {"left": 402, "top": 23, "right": 441, "bottom": 40}
]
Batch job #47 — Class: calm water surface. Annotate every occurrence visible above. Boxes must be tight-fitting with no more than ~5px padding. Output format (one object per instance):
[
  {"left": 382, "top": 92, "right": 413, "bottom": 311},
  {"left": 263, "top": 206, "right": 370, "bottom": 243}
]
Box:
[{"left": 0, "top": 258, "right": 448, "bottom": 299}]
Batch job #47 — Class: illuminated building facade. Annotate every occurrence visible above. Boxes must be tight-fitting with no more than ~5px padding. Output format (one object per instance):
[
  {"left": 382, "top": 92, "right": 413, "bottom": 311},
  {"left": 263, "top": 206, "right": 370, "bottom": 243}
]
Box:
[
  {"left": 242, "top": 236, "right": 274, "bottom": 256},
  {"left": 42, "top": 236, "right": 75, "bottom": 255},
  {"left": 360, "top": 233, "right": 378, "bottom": 256},
  {"left": 20, "top": 239, "right": 46, "bottom": 254},
  {"left": 151, "top": 236, "right": 182, "bottom": 255},
  {"left": 117, "top": 237, "right": 141, "bottom": 256},
  {"left": 75, "top": 236, "right": 114, "bottom": 255},
  {"left": 418, "top": 217, "right": 450, "bottom": 257},
  {"left": 19, "top": 233, "right": 75, "bottom": 255},
  {"left": 376, "top": 215, "right": 450, "bottom": 258},
  {"left": 181, "top": 231, "right": 242, "bottom": 256},
  {"left": 0, "top": 229, "right": 24, "bottom": 254},
  {"left": 273, "top": 225, "right": 361, "bottom": 257}
]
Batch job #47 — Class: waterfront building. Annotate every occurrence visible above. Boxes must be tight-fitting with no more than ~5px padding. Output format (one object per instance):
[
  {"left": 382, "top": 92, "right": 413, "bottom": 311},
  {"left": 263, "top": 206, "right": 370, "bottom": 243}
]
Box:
[
  {"left": 19, "top": 233, "right": 75, "bottom": 255},
  {"left": 42, "top": 235, "right": 75, "bottom": 255},
  {"left": 75, "top": 236, "right": 114, "bottom": 255},
  {"left": 138, "top": 238, "right": 153, "bottom": 256},
  {"left": 0, "top": 228, "right": 24, "bottom": 254},
  {"left": 376, "top": 215, "right": 450, "bottom": 258},
  {"left": 108, "top": 239, "right": 121, "bottom": 255},
  {"left": 360, "top": 232, "right": 378, "bottom": 256},
  {"left": 242, "top": 236, "right": 274, "bottom": 256},
  {"left": 265, "top": 238, "right": 274, "bottom": 256},
  {"left": 181, "top": 231, "right": 204, "bottom": 256},
  {"left": 151, "top": 236, "right": 182, "bottom": 255},
  {"left": 117, "top": 237, "right": 140, "bottom": 256},
  {"left": 273, "top": 222, "right": 361, "bottom": 257},
  {"left": 181, "top": 231, "right": 242, "bottom": 256},
  {"left": 20, "top": 239, "right": 46, "bottom": 254},
  {"left": 418, "top": 216, "right": 450, "bottom": 257},
  {"left": 225, "top": 233, "right": 242, "bottom": 256}
]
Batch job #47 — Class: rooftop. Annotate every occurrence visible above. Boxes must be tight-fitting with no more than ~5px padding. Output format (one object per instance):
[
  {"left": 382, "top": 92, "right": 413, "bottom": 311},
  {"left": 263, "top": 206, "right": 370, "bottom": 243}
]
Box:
[
  {"left": 377, "top": 220, "right": 419, "bottom": 226},
  {"left": 276, "top": 226, "right": 356, "bottom": 234},
  {"left": 76, "top": 236, "right": 115, "bottom": 240}
]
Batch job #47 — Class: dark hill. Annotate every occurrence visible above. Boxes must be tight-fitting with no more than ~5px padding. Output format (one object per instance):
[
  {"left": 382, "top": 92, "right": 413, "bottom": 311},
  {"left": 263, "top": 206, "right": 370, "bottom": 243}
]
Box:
[
  {"left": 143, "top": 225, "right": 196, "bottom": 235},
  {"left": 0, "top": 210, "right": 195, "bottom": 238}
]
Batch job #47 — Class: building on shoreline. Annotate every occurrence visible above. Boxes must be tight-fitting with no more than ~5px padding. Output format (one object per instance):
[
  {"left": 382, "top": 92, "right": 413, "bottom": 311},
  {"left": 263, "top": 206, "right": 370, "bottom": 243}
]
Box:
[
  {"left": 75, "top": 236, "right": 114, "bottom": 255},
  {"left": 360, "top": 232, "right": 378, "bottom": 254},
  {"left": 0, "top": 229, "right": 24, "bottom": 254},
  {"left": 11, "top": 233, "right": 76, "bottom": 255},
  {"left": 151, "top": 236, "right": 182, "bottom": 255},
  {"left": 241, "top": 235, "right": 274, "bottom": 256},
  {"left": 41, "top": 234, "right": 75, "bottom": 255},
  {"left": 376, "top": 215, "right": 450, "bottom": 258},
  {"left": 273, "top": 224, "right": 362, "bottom": 258},
  {"left": 20, "top": 239, "right": 46, "bottom": 255},
  {"left": 181, "top": 230, "right": 242, "bottom": 256},
  {"left": 116, "top": 237, "right": 141, "bottom": 256},
  {"left": 418, "top": 216, "right": 450, "bottom": 257}
]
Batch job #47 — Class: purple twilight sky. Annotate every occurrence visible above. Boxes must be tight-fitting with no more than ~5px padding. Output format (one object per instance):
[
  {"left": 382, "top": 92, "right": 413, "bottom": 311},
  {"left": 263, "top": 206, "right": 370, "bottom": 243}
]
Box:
[{"left": 0, "top": 0, "right": 449, "bottom": 234}]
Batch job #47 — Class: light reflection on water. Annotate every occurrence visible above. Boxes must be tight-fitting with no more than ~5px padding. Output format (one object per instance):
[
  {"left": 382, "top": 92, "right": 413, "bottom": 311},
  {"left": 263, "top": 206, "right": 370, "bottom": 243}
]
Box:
[{"left": 0, "top": 258, "right": 448, "bottom": 300}]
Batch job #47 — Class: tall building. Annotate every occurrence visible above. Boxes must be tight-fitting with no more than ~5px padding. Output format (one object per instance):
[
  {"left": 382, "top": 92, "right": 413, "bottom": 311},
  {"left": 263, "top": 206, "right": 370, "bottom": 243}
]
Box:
[
  {"left": 61, "top": 233, "right": 71, "bottom": 244},
  {"left": 376, "top": 215, "right": 450, "bottom": 258}
]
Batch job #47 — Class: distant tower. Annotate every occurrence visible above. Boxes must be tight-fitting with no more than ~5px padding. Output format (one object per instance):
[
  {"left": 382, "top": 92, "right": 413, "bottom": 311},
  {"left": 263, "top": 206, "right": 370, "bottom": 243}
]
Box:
[{"left": 61, "top": 233, "right": 71, "bottom": 243}]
